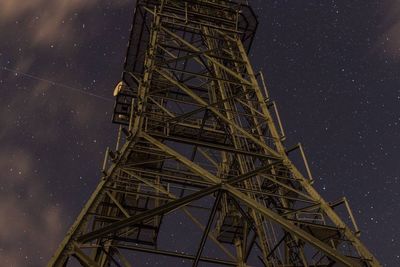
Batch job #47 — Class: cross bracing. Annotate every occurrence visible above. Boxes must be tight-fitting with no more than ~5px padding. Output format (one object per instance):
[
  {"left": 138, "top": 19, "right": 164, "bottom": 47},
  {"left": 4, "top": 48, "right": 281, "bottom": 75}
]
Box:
[{"left": 48, "top": 1, "right": 381, "bottom": 266}]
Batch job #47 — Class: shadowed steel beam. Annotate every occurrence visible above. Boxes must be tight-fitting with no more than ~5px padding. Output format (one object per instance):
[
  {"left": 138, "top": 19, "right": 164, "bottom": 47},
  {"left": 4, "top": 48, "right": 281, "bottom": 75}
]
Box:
[
  {"left": 110, "top": 248, "right": 132, "bottom": 267},
  {"left": 72, "top": 244, "right": 101, "bottom": 267},
  {"left": 193, "top": 190, "right": 223, "bottom": 267},
  {"left": 164, "top": 89, "right": 248, "bottom": 124},
  {"left": 114, "top": 244, "right": 237, "bottom": 266},
  {"left": 78, "top": 184, "right": 222, "bottom": 243},
  {"left": 149, "top": 132, "right": 280, "bottom": 160},
  {"left": 223, "top": 184, "right": 357, "bottom": 267},
  {"left": 105, "top": 191, "right": 130, "bottom": 218},
  {"left": 140, "top": 131, "right": 221, "bottom": 184}
]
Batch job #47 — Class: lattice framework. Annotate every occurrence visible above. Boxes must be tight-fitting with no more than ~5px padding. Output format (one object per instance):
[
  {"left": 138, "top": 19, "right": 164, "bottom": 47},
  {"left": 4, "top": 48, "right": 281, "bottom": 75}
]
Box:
[{"left": 48, "top": 1, "right": 381, "bottom": 266}]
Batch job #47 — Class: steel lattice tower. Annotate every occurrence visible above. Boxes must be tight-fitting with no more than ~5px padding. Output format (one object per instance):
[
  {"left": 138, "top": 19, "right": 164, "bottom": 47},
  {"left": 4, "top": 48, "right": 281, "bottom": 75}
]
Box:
[{"left": 48, "top": 1, "right": 381, "bottom": 266}]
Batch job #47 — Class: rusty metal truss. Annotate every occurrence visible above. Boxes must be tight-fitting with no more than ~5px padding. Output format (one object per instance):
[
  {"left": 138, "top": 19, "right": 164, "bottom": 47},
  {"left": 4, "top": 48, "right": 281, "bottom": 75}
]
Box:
[{"left": 48, "top": 0, "right": 381, "bottom": 266}]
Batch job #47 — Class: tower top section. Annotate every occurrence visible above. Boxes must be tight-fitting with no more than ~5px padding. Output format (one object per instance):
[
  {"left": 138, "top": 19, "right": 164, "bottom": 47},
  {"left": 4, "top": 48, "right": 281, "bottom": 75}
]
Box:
[{"left": 122, "top": 0, "right": 258, "bottom": 87}]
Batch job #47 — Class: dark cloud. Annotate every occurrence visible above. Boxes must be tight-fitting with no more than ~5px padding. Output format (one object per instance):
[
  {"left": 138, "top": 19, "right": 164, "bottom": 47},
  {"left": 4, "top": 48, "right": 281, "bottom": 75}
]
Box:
[
  {"left": 0, "top": 1, "right": 131, "bottom": 266},
  {"left": 0, "top": 0, "right": 131, "bottom": 56},
  {"left": 0, "top": 146, "right": 62, "bottom": 266},
  {"left": 378, "top": 0, "right": 400, "bottom": 59},
  {"left": 0, "top": 0, "right": 98, "bottom": 45}
]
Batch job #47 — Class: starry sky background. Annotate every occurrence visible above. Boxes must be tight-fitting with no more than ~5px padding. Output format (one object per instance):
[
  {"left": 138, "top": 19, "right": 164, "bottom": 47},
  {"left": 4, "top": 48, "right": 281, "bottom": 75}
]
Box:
[{"left": 0, "top": 0, "right": 399, "bottom": 266}]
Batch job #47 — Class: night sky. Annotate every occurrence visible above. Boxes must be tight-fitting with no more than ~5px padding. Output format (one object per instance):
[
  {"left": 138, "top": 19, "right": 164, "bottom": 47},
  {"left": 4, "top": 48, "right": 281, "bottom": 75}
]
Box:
[{"left": 0, "top": 0, "right": 399, "bottom": 266}]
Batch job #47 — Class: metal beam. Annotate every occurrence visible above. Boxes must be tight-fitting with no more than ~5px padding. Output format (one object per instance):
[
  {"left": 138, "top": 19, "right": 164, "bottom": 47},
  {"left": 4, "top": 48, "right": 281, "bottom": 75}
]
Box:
[
  {"left": 140, "top": 131, "right": 221, "bottom": 184},
  {"left": 149, "top": 132, "right": 280, "bottom": 160},
  {"left": 72, "top": 244, "right": 101, "bottom": 267},
  {"left": 78, "top": 184, "right": 222, "bottom": 243},
  {"left": 193, "top": 190, "right": 223, "bottom": 266},
  {"left": 223, "top": 184, "right": 358, "bottom": 267},
  {"left": 114, "top": 244, "right": 237, "bottom": 266}
]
